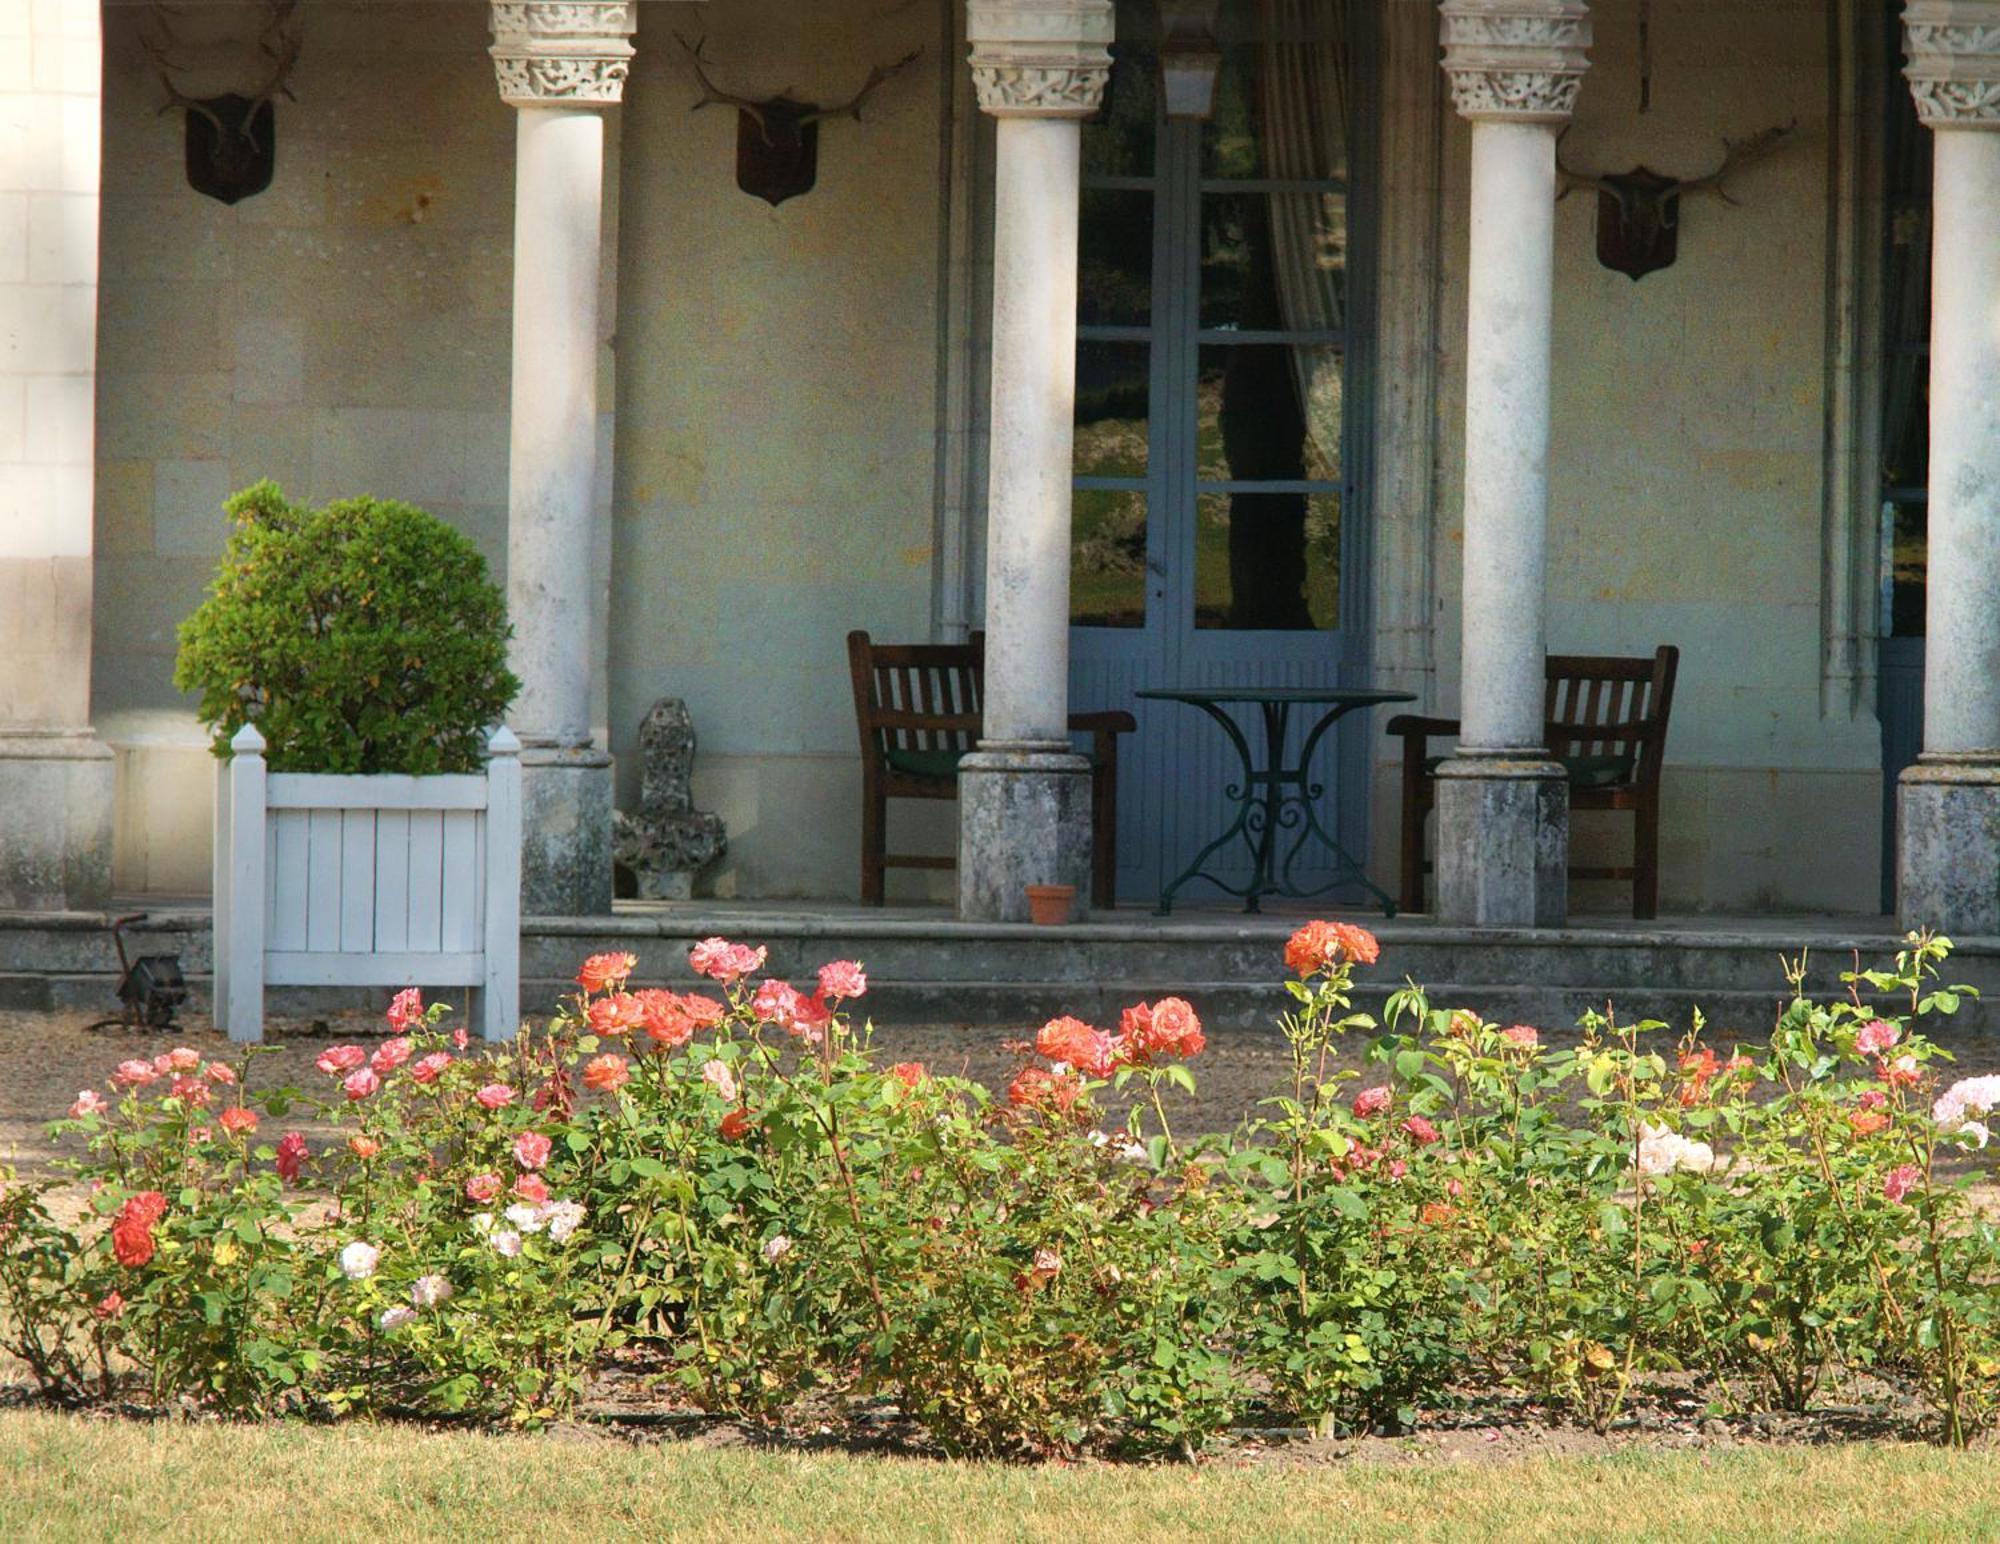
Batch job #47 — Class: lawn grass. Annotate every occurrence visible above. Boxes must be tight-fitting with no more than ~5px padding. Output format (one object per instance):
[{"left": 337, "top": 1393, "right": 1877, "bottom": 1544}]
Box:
[{"left": 0, "top": 1412, "right": 1994, "bottom": 1542}]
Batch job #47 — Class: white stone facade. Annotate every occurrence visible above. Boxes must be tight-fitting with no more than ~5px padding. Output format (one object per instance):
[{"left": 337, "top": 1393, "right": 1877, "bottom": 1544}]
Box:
[{"left": 0, "top": 0, "right": 1971, "bottom": 919}]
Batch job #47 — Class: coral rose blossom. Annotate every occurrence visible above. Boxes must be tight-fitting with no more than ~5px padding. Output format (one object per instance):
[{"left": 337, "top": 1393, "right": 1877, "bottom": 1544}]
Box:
[
  {"left": 1121, "top": 997, "right": 1203, "bottom": 1062},
  {"left": 817, "top": 959, "right": 867, "bottom": 1002},
  {"left": 217, "top": 1105, "right": 258, "bottom": 1136},
  {"left": 889, "top": 1061, "right": 926, "bottom": 1090},
  {"left": 69, "top": 1090, "right": 108, "bottom": 1119},
  {"left": 512, "top": 1173, "right": 550, "bottom": 1205},
  {"left": 343, "top": 1068, "right": 381, "bottom": 1102},
  {"left": 689, "top": 936, "right": 767, "bottom": 984},
  {"left": 513, "top": 1131, "right": 552, "bottom": 1171},
  {"left": 475, "top": 1083, "right": 518, "bottom": 1110},
  {"left": 1402, "top": 1115, "right": 1441, "bottom": 1145},
  {"left": 1284, "top": 919, "right": 1381, "bottom": 977},
  {"left": 410, "top": 1051, "right": 452, "bottom": 1084},
  {"left": 465, "top": 1172, "right": 503, "bottom": 1204},
  {"left": 1849, "top": 1109, "right": 1891, "bottom": 1138},
  {"left": 165, "top": 1047, "right": 202, "bottom": 1073},
  {"left": 348, "top": 1134, "right": 380, "bottom": 1160},
  {"left": 576, "top": 951, "right": 639, "bottom": 994},
  {"left": 371, "top": 1037, "right": 413, "bottom": 1075},
  {"left": 635, "top": 988, "right": 694, "bottom": 1048},
  {"left": 1352, "top": 1085, "right": 1392, "bottom": 1118},
  {"left": 386, "top": 987, "right": 425, "bottom": 1033},
  {"left": 205, "top": 1062, "right": 237, "bottom": 1086},
  {"left": 275, "top": 1131, "right": 308, "bottom": 1184},
  {"left": 581, "top": 1055, "right": 629, "bottom": 1094},
  {"left": 681, "top": 994, "right": 725, "bottom": 1029},
  {"left": 111, "top": 1191, "right": 169, "bottom": 1268},
  {"left": 1884, "top": 1164, "right": 1922, "bottom": 1204},
  {"left": 751, "top": 979, "right": 806, "bottom": 1028},
  {"left": 1008, "top": 1066, "right": 1084, "bottom": 1118},
  {"left": 1881, "top": 1054, "right": 1921, "bottom": 1089},
  {"left": 587, "top": 993, "right": 645, "bottom": 1036},
  {"left": 112, "top": 1059, "right": 159, "bottom": 1087},
  {"left": 1500, "top": 1025, "right": 1541, "bottom": 1050},
  {"left": 315, "top": 1045, "right": 367, "bottom": 1076},
  {"left": 1036, "top": 1015, "right": 1118, "bottom": 1077},
  {"left": 719, "top": 1107, "right": 754, "bottom": 1141},
  {"left": 94, "top": 1292, "right": 124, "bottom": 1321}
]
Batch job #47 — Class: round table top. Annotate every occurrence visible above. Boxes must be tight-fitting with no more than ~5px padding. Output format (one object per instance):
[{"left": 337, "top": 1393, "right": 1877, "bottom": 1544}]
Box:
[{"left": 1135, "top": 686, "right": 1417, "bottom": 708}]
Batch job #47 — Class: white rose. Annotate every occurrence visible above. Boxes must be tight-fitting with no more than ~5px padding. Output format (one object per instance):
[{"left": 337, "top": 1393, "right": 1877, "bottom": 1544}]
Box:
[
  {"left": 377, "top": 1305, "right": 416, "bottom": 1332},
  {"left": 761, "top": 1233, "right": 793, "bottom": 1263},
  {"left": 410, "top": 1273, "right": 453, "bottom": 1309},
  {"left": 542, "top": 1201, "right": 587, "bottom": 1244},
  {"left": 490, "top": 1229, "right": 523, "bottom": 1259},
  {"left": 504, "top": 1203, "right": 546, "bottom": 1234},
  {"left": 340, "top": 1241, "right": 380, "bottom": 1281}
]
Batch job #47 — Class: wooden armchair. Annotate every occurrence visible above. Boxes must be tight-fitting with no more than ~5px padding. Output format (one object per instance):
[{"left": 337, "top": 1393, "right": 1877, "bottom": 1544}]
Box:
[
  {"left": 846, "top": 630, "right": 1135, "bottom": 908},
  {"left": 1388, "top": 647, "right": 1680, "bottom": 919}
]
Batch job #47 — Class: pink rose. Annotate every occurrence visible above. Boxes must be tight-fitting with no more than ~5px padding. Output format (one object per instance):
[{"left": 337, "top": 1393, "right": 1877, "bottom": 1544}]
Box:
[
  {"left": 689, "top": 936, "right": 768, "bottom": 984},
  {"left": 1858, "top": 1088, "right": 1888, "bottom": 1110},
  {"left": 1500, "top": 1025, "right": 1540, "bottom": 1050},
  {"left": 112, "top": 1059, "right": 160, "bottom": 1087},
  {"left": 701, "top": 1059, "right": 738, "bottom": 1103},
  {"left": 1402, "top": 1115, "right": 1441, "bottom": 1146},
  {"left": 513, "top": 1131, "right": 552, "bottom": 1171},
  {"left": 1857, "top": 1019, "right": 1900, "bottom": 1056},
  {"left": 475, "top": 1083, "right": 517, "bottom": 1110},
  {"left": 316, "top": 1045, "right": 367, "bottom": 1076},
  {"left": 410, "top": 1051, "right": 451, "bottom": 1084},
  {"left": 751, "top": 979, "right": 806, "bottom": 1028},
  {"left": 205, "top": 1062, "right": 237, "bottom": 1085},
  {"left": 69, "top": 1089, "right": 108, "bottom": 1118},
  {"left": 343, "top": 1068, "right": 381, "bottom": 1101},
  {"left": 512, "top": 1173, "right": 549, "bottom": 1205},
  {"left": 386, "top": 987, "right": 425, "bottom": 1033},
  {"left": 371, "top": 1037, "right": 413, "bottom": 1075},
  {"left": 1352, "top": 1085, "right": 1392, "bottom": 1119},
  {"left": 816, "top": 960, "right": 868, "bottom": 1002},
  {"left": 1884, "top": 1163, "right": 1922, "bottom": 1205},
  {"left": 465, "top": 1172, "right": 503, "bottom": 1203},
  {"left": 275, "top": 1131, "right": 308, "bottom": 1184},
  {"left": 165, "top": 1047, "right": 201, "bottom": 1072},
  {"left": 169, "top": 1074, "right": 211, "bottom": 1107}
]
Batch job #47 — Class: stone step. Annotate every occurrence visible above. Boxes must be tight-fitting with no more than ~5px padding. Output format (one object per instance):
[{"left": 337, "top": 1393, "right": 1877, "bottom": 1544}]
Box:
[{"left": 5, "top": 907, "right": 1993, "bottom": 1032}]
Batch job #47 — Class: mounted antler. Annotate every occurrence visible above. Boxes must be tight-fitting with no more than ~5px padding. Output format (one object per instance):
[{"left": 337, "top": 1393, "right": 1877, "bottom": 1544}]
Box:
[
  {"left": 675, "top": 33, "right": 923, "bottom": 207},
  {"left": 798, "top": 51, "right": 922, "bottom": 127},
  {"left": 1556, "top": 120, "right": 1798, "bottom": 280},
  {"left": 678, "top": 34, "right": 771, "bottom": 141},
  {"left": 142, "top": 0, "right": 302, "bottom": 204}
]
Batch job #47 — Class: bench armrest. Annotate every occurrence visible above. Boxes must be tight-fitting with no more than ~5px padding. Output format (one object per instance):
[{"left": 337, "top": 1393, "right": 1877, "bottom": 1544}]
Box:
[
  {"left": 1385, "top": 713, "right": 1460, "bottom": 741},
  {"left": 1068, "top": 710, "right": 1137, "bottom": 735}
]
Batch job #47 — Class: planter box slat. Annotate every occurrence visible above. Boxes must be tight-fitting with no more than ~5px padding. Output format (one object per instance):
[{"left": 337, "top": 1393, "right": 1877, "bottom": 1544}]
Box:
[
  {"left": 214, "top": 726, "right": 521, "bottom": 1043},
  {"left": 265, "top": 951, "right": 486, "bottom": 988},
  {"left": 267, "top": 773, "right": 490, "bottom": 811}
]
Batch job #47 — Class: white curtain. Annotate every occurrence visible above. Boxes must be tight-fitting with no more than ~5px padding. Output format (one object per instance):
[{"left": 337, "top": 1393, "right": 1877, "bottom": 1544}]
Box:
[{"left": 1255, "top": 0, "right": 1348, "bottom": 473}]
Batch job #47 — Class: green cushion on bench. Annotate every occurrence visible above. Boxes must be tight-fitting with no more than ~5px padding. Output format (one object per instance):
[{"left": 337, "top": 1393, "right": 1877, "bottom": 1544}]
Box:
[
  {"left": 884, "top": 747, "right": 967, "bottom": 780},
  {"left": 1423, "top": 752, "right": 1634, "bottom": 788}
]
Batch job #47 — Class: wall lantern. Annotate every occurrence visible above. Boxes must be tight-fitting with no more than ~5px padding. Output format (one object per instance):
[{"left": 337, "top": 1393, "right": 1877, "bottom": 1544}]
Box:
[{"left": 1158, "top": 0, "right": 1223, "bottom": 120}]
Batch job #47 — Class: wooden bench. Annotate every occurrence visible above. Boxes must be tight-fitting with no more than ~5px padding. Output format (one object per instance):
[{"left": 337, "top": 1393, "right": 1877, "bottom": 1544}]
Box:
[
  {"left": 1387, "top": 647, "right": 1679, "bottom": 919},
  {"left": 846, "top": 630, "right": 1135, "bottom": 908}
]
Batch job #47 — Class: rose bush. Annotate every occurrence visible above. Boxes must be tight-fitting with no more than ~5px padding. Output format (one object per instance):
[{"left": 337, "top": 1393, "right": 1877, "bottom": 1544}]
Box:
[{"left": 4, "top": 929, "right": 1999, "bottom": 1451}]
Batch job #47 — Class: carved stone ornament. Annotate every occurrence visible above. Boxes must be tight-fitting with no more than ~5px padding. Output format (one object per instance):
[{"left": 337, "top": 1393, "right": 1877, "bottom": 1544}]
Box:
[
  {"left": 1904, "top": 1, "right": 2000, "bottom": 127},
  {"left": 611, "top": 699, "right": 726, "bottom": 901},
  {"left": 966, "top": 0, "right": 1115, "bottom": 118},
  {"left": 489, "top": 0, "right": 637, "bottom": 108},
  {"left": 1438, "top": 0, "right": 1592, "bottom": 124}
]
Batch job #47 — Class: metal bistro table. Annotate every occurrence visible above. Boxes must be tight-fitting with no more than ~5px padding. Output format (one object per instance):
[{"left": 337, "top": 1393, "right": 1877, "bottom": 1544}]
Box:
[{"left": 1136, "top": 686, "right": 1415, "bottom": 917}]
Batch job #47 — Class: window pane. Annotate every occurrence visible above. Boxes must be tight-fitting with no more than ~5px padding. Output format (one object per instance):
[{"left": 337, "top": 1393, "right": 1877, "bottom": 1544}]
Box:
[
  {"left": 1196, "top": 344, "right": 1340, "bottom": 484},
  {"left": 1072, "top": 489, "right": 1148, "bottom": 628},
  {"left": 1201, "top": 21, "right": 1350, "bottom": 181},
  {"left": 1083, "top": 14, "right": 1159, "bottom": 179},
  {"left": 1080, "top": 189, "right": 1154, "bottom": 327},
  {"left": 1200, "top": 190, "right": 1345, "bottom": 331},
  {"left": 1075, "top": 342, "right": 1150, "bottom": 477},
  {"left": 1194, "top": 490, "right": 1338, "bottom": 631}
]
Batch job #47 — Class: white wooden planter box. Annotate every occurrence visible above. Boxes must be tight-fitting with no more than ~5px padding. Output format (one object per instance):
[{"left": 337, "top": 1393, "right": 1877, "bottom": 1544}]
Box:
[{"left": 211, "top": 723, "right": 522, "bottom": 1044}]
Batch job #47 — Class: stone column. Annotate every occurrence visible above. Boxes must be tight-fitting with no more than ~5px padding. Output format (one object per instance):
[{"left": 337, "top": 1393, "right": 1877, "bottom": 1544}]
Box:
[
  {"left": 489, "top": 1, "right": 633, "bottom": 915},
  {"left": 1433, "top": 1, "right": 1590, "bottom": 927},
  {"left": 0, "top": 0, "right": 113, "bottom": 910},
  {"left": 1898, "top": 4, "right": 2000, "bottom": 931},
  {"left": 957, "top": 1, "right": 1113, "bottom": 922}
]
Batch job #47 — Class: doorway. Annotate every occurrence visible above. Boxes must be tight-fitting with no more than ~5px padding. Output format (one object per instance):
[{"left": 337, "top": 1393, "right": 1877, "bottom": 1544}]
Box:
[{"left": 1068, "top": 0, "right": 1376, "bottom": 906}]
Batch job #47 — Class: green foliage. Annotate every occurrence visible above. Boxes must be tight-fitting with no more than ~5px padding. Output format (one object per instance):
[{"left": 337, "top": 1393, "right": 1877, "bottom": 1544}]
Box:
[
  {"left": 7, "top": 930, "right": 2000, "bottom": 1451},
  {"left": 173, "top": 481, "right": 518, "bottom": 773}
]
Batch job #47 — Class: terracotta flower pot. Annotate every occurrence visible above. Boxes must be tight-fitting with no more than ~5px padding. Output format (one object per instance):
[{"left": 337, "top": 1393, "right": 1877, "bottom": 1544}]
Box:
[{"left": 1024, "top": 883, "right": 1076, "bottom": 927}]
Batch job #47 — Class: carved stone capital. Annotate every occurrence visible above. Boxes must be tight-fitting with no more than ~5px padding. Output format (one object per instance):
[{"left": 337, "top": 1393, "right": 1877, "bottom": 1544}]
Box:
[
  {"left": 966, "top": 0, "right": 1115, "bottom": 119},
  {"left": 1438, "top": 0, "right": 1592, "bottom": 124},
  {"left": 490, "top": 0, "right": 636, "bottom": 108},
  {"left": 1905, "top": 1, "right": 2000, "bottom": 127}
]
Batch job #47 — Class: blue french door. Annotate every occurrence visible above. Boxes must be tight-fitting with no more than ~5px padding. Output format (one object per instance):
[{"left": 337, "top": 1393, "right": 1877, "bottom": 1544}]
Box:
[{"left": 1069, "top": 0, "right": 1374, "bottom": 906}]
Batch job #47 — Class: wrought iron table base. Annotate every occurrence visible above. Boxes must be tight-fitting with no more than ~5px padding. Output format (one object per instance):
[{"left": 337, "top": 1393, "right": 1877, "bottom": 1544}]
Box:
[{"left": 1146, "top": 695, "right": 1403, "bottom": 918}]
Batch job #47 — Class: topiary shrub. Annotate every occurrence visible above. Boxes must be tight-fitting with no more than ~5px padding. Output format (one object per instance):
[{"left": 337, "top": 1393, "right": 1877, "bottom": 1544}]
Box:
[{"left": 175, "top": 481, "right": 520, "bottom": 775}]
